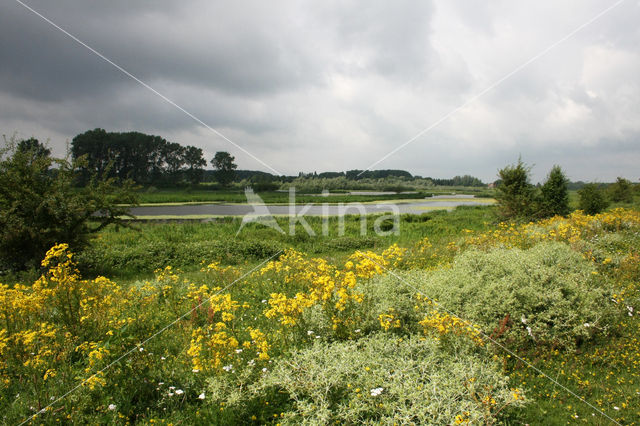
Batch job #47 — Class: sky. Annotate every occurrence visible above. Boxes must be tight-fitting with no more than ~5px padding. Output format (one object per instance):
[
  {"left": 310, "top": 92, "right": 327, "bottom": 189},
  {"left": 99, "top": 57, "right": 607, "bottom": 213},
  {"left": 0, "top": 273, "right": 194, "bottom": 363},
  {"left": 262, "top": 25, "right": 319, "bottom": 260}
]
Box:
[{"left": 1, "top": 0, "right": 639, "bottom": 183}]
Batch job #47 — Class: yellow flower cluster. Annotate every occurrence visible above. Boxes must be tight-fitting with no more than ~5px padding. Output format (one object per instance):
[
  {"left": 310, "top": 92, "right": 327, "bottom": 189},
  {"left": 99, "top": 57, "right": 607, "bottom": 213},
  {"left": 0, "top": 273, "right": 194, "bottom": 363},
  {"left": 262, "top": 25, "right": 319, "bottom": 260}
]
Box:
[
  {"left": 262, "top": 249, "right": 373, "bottom": 329},
  {"left": 465, "top": 209, "right": 640, "bottom": 251},
  {"left": 378, "top": 309, "right": 401, "bottom": 331},
  {"left": 419, "top": 310, "right": 484, "bottom": 345},
  {"left": 0, "top": 244, "right": 132, "bottom": 396}
]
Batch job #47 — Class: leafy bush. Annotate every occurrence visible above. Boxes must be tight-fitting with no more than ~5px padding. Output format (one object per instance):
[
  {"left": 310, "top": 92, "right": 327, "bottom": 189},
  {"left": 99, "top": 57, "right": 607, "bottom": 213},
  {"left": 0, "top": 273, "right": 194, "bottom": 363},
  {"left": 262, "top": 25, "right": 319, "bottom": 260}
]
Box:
[
  {"left": 0, "top": 137, "right": 138, "bottom": 271},
  {"left": 375, "top": 242, "right": 617, "bottom": 350},
  {"left": 578, "top": 183, "right": 609, "bottom": 215},
  {"left": 208, "top": 333, "right": 525, "bottom": 424},
  {"left": 608, "top": 177, "right": 633, "bottom": 203},
  {"left": 495, "top": 158, "right": 538, "bottom": 220},
  {"left": 540, "top": 165, "right": 570, "bottom": 217}
]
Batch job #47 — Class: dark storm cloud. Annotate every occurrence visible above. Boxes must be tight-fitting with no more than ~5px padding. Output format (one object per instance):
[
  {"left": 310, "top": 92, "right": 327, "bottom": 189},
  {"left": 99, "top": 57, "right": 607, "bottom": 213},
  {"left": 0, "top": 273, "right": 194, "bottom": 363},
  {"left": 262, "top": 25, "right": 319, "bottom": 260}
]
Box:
[{"left": 0, "top": 0, "right": 638, "bottom": 180}]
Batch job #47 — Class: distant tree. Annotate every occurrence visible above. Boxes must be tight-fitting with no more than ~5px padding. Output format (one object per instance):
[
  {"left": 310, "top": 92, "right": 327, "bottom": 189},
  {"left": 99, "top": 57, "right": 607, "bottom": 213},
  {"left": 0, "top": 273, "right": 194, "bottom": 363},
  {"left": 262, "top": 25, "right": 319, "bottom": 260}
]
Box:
[
  {"left": 495, "top": 158, "right": 538, "bottom": 220},
  {"left": 16, "top": 137, "right": 51, "bottom": 159},
  {"left": 578, "top": 183, "right": 609, "bottom": 215},
  {"left": 211, "top": 151, "right": 237, "bottom": 187},
  {"left": 540, "top": 165, "right": 570, "bottom": 217},
  {"left": 608, "top": 177, "right": 633, "bottom": 203},
  {"left": 183, "top": 146, "right": 207, "bottom": 184},
  {"left": 0, "top": 136, "right": 138, "bottom": 271}
]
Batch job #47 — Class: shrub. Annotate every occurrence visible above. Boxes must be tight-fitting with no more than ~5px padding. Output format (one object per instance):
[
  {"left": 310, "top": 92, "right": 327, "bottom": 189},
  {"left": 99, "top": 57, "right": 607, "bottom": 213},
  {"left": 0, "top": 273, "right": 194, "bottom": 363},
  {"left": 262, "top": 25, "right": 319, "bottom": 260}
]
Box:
[
  {"left": 608, "top": 177, "right": 633, "bottom": 203},
  {"left": 376, "top": 242, "right": 616, "bottom": 350},
  {"left": 214, "top": 333, "right": 526, "bottom": 424},
  {"left": 578, "top": 183, "right": 609, "bottom": 215},
  {"left": 540, "top": 165, "right": 570, "bottom": 217},
  {"left": 0, "top": 137, "right": 138, "bottom": 271},
  {"left": 495, "top": 158, "right": 538, "bottom": 220}
]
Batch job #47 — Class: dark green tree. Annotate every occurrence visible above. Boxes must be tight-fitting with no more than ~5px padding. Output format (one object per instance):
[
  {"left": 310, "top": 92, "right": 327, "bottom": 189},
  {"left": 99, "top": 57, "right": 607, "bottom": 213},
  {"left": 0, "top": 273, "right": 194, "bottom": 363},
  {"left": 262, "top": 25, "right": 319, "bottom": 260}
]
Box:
[
  {"left": 16, "top": 137, "right": 51, "bottom": 159},
  {"left": 608, "top": 177, "right": 633, "bottom": 203},
  {"left": 495, "top": 158, "right": 538, "bottom": 220},
  {"left": 211, "top": 151, "right": 237, "bottom": 187},
  {"left": 183, "top": 145, "right": 207, "bottom": 184},
  {"left": 578, "top": 183, "right": 609, "bottom": 215},
  {"left": 540, "top": 165, "right": 570, "bottom": 217},
  {"left": 0, "top": 136, "right": 138, "bottom": 271}
]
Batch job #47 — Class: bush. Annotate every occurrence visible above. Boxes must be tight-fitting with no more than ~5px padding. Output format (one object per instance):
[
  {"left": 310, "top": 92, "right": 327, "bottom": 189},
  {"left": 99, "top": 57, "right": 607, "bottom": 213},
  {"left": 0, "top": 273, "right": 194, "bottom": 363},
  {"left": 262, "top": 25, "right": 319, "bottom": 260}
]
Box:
[
  {"left": 0, "top": 137, "right": 138, "bottom": 271},
  {"left": 540, "top": 165, "right": 570, "bottom": 217},
  {"left": 374, "top": 242, "right": 616, "bottom": 350},
  {"left": 495, "top": 158, "right": 538, "bottom": 220},
  {"left": 578, "top": 183, "right": 609, "bottom": 215},
  {"left": 209, "top": 333, "right": 525, "bottom": 424},
  {"left": 608, "top": 177, "right": 633, "bottom": 203}
]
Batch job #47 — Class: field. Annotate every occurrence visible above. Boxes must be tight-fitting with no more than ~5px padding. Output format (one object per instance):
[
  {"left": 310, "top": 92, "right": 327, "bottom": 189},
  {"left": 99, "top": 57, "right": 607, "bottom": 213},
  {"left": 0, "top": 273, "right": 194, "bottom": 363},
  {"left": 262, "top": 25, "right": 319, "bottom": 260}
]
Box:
[{"left": 1, "top": 204, "right": 640, "bottom": 424}]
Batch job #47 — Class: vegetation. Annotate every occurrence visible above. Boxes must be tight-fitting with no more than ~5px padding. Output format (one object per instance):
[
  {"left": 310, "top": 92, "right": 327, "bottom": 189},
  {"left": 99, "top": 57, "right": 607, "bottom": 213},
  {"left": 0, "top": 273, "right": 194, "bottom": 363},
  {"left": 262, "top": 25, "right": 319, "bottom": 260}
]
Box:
[
  {"left": 0, "top": 137, "right": 138, "bottom": 271},
  {"left": 495, "top": 158, "right": 537, "bottom": 220},
  {"left": 578, "top": 183, "right": 610, "bottom": 215},
  {"left": 72, "top": 128, "right": 207, "bottom": 185},
  {"left": 210, "top": 151, "right": 237, "bottom": 187},
  {"left": 2, "top": 139, "right": 640, "bottom": 425},
  {"left": 609, "top": 177, "right": 634, "bottom": 203},
  {"left": 1, "top": 205, "right": 639, "bottom": 424},
  {"left": 540, "top": 165, "right": 570, "bottom": 217}
]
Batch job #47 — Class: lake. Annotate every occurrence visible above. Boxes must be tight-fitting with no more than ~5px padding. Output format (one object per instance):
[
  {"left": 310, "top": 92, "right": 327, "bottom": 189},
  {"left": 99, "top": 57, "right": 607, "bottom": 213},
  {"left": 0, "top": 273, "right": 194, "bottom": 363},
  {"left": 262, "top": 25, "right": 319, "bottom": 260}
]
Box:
[{"left": 128, "top": 195, "right": 494, "bottom": 218}]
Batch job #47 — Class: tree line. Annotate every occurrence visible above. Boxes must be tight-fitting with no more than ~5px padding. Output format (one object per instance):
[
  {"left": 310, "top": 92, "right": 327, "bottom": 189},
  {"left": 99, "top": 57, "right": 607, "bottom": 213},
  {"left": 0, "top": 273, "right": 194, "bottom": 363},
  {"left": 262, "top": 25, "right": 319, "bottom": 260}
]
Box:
[{"left": 72, "top": 129, "right": 208, "bottom": 185}]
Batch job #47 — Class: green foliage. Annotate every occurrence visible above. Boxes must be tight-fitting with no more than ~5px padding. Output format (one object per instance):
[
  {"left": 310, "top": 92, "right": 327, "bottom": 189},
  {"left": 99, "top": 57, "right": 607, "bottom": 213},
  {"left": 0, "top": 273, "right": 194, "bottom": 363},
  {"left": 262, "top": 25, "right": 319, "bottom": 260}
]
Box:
[
  {"left": 210, "top": 151, "right": 237, "bottom": 187},
  {"left": 216, "top": 333, "right": 524, "bottom": 424},
  {"left": 540, "top": 165, "right": 570, "bottom": 217},
  {"left": 495, "top": 158, "right": 538, "bottom": 220},
  {"left": 404, "top": 242, "right": 617, "bottom": 350},
  {"left": 578, "top": 183, "right": 609, "bottom": 215},
  {"left": 72, "top": 128, "right": 207, "bottom": 185},
  {"left": 608, "top": 177, "right": 633, "bottom": 203},
  {"left": 0, "top": 136, "right": 138, "bottom": 271}
]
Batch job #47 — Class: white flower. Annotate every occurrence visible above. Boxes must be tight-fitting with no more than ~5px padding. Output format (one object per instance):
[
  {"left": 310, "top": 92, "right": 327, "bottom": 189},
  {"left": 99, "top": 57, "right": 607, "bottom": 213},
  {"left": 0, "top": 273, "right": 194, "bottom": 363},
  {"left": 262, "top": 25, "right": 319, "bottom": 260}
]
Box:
[
  {"left": 370, "top": 387, "right": 384, "bottom": 396},
  {"left": 262, "top": 367, "right": 268, "bottom": 372},
  {"left": 192, "top": 369, "right": 200, "bottom": 373},
  {"left": 235, "top": 349, "right": 243, "bottom": 353},
  {"left": 261, "top": 299, "right": 267, "bottom": 303},
  {"left": 307, "top": 330, "right": 314, "bottom": 335},
  {"left": 168, "top": 392, "right": 174, "bottom": 397},
  {"left": 315, "top": 335, "right": 320, "bottom": 339},
  {"left": 223, "top": 365, "right": 233, "bottom": 372},
  {"left": 161, "top": 356, "right": 166, "bottom": 360},
  {"left": 169, "top": 386, "right": 176, "bottom": 391},
  {"left": 614, "top": 406, "right": 620, "bottom": 410},
  {"left": 583, "top": 323, "right": 590, "bottom": 328},
  {"left": 526, "top": 326, "right": 533, "bottom": 337},
  {"left": 354, "top": 329, "right": 361, "bottom": 333},
  {"left": 521, "top": 315, "right": 527, "bottom": 324},
  {"left": 198, "top": 392, "right": 206, "bottom": 400},
  {"left": 108, "top": 404, "right": 117, "bottom": 411},
  {"left": 158, "top": 382, "right": 164, "bottom": 385},
  {"left": 175, "top": 389, "right": 184, "bottom": 395},
  {"left": 139, "top": 347, "right": 144, "bottom": 352},
  {"left": 247, "top": 360, "right": 255, "bottom": 366}
]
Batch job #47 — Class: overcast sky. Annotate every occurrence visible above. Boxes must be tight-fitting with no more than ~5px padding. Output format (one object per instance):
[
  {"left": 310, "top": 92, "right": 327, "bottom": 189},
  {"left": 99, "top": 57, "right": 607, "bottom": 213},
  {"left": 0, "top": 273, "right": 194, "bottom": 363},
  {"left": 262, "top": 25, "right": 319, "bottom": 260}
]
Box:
[{"left": 1, "top": 0, "right": 639, "bottom": 183}]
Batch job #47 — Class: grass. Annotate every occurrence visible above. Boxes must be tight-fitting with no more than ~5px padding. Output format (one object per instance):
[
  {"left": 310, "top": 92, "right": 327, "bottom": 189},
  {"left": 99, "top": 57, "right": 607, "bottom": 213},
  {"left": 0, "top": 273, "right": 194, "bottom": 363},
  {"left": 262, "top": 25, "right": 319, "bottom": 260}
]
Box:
[{"left": 83, "top": 206, "right": 495, "bottom": 280}]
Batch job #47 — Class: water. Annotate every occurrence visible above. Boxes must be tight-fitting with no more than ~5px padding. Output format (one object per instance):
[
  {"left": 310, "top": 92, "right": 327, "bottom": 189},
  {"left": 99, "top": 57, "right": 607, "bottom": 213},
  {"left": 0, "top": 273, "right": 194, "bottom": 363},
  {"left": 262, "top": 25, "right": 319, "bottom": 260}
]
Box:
[{"left": 128, "top": 195, "right": 493, "bottom": 217}]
